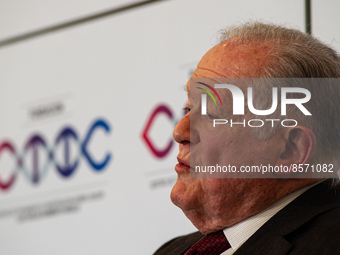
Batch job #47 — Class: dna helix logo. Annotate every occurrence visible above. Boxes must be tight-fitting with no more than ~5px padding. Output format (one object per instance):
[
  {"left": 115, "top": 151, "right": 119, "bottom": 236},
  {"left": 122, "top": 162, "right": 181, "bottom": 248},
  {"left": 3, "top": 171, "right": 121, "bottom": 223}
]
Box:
[{"left": 0, "top": 118, "right": 112, "bottom": 191}]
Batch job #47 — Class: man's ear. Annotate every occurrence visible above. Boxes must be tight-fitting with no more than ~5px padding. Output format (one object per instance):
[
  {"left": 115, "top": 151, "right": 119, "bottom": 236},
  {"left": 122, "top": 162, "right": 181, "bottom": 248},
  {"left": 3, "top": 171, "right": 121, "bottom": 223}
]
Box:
[{"left": 277, "top": 125, "right": 315, "bottom": 166}]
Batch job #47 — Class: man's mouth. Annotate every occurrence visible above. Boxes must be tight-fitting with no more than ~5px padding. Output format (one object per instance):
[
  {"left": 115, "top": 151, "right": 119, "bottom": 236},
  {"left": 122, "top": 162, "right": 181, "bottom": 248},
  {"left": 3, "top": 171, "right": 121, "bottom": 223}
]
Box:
[{"left": 175, "top": 157, "right": 191, "bottom": 172}]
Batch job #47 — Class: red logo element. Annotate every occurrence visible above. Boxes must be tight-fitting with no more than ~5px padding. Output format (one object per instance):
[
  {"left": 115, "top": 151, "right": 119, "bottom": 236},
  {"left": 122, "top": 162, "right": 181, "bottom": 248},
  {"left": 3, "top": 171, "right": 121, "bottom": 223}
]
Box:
[
  {"left": 0, "top": 142, "right": 17, "bottom": 190},
  {"left": 142, "top": 104, "right": 174, "bottom": 158}
]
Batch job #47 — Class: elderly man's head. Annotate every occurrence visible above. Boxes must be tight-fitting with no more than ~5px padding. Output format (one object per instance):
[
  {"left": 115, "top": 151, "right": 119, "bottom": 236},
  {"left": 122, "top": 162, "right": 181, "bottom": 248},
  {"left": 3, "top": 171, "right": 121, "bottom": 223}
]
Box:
[{"left": 171, "top": 22, "right": 340, "bottom": 234}]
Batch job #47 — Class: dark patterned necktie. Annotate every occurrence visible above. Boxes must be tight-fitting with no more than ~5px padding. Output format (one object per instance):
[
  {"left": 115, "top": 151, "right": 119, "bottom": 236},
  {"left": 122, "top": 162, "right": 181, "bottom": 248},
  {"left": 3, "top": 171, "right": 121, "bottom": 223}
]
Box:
[{"left": 184, "top": 230, "right": 231, "bottom": 255}]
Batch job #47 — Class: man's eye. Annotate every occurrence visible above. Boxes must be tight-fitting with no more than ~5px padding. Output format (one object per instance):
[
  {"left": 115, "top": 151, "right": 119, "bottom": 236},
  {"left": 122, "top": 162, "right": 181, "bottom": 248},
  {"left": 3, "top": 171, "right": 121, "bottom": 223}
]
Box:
[
  {"left": 207, "top": 113, "right": 215, "bottom": 119},
  {"left": 183, "top": 107, "right": 190, "bottom": 115},
  {"left": 206, "top": 112, "right": 219, "bottom": 120}
]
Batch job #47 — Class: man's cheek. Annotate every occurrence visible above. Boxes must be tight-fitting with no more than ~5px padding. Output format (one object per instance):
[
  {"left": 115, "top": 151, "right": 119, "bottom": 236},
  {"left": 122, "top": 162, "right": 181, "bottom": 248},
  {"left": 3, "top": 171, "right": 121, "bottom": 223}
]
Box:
[{"left": 199, "top": 139, "right": 224, "bottom": 162}]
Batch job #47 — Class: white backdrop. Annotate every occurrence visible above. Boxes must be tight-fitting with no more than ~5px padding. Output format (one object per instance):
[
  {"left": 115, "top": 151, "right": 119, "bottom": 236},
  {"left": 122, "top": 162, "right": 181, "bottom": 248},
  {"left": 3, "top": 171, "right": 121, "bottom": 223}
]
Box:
[{"left": 0, "top": 0, "right": 338, "bottom": 254}]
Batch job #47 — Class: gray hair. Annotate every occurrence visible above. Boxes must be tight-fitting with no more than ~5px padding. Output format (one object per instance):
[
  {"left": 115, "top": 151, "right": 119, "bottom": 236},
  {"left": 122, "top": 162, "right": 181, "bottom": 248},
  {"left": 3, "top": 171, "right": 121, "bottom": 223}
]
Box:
[{"left": 219, "top": 22, "right": 340, "bottom": 173}]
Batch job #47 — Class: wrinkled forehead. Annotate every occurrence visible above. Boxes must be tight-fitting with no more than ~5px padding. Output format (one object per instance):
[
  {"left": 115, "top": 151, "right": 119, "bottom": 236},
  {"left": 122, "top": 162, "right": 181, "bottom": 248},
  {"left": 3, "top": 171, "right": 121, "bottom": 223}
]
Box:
[
  {"left": 193, "top": 40, "right": 274, "bottom": 80},
  {"left": 185, "top": 40, "right": 275, "bottom": 98}
]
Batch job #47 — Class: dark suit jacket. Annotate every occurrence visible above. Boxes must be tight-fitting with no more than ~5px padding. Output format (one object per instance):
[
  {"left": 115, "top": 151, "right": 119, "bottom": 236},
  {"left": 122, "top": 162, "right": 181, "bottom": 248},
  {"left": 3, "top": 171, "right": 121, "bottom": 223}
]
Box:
[{"left": 154, "top": 180, "right": 340, "bottom": 255}]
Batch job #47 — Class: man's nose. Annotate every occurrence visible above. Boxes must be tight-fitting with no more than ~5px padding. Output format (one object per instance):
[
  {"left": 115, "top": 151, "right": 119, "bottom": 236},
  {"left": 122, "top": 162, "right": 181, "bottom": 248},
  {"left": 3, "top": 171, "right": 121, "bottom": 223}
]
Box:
[{"left": 173, "top": 113, "right": 190, "bottom": 144}]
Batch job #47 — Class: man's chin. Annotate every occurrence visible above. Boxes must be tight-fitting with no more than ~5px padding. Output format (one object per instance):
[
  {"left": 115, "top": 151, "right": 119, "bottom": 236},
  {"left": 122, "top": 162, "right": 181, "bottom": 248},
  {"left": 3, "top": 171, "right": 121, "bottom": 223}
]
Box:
[
  {"left": 170, "top": 179, "right": 196, "bottom": 210},
  {"left": 170, "top": 180, "right": 184, "bottom": 208},
  {"left": 170, "top": 180, "right": 229, "bottom": 235}
]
